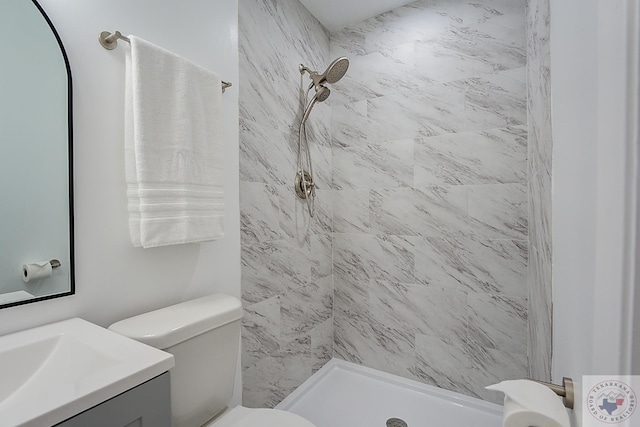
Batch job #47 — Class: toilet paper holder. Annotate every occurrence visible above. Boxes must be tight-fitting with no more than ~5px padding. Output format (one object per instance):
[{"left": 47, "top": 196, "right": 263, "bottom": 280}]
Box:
[
  {"left": 21, "top": 259, "right": 62, "bottom": 283},
  {"left": 527, "top": 377, "right": 574, "bottom": 409}
]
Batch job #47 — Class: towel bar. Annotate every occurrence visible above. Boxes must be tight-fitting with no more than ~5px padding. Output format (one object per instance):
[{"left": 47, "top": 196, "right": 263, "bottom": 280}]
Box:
[{"left": 99, "top": 31, "right": 232, "bottom": 93}]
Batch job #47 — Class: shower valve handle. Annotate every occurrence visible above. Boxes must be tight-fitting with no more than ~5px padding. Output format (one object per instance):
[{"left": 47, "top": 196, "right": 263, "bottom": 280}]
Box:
[{"left": 295, "top": 170, "right": 315, "bottom": 199}]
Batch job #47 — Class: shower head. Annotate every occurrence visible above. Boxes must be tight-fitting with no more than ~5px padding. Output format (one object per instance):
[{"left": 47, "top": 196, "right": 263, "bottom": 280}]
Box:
[
  {"left": 300, "top": 56, "right": 350, "bottom": 89},
  {"left": 324, "top": 57, "right": 349, "bottom": 84},
  {"left": 301, "top": 85, "right": 330, "bottom": 124}
]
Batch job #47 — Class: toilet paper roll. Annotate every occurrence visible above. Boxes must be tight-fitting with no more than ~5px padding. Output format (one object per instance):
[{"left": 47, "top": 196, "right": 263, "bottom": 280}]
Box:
[
  {"left": 486, "top": 380, "right": 570, "bottom": 427},
  {"left": 22, "top": 262, "right": 53, "bottom": 283}
]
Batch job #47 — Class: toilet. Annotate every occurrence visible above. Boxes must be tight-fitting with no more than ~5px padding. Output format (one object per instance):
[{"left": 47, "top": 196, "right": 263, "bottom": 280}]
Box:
[{"left": 109, "top": 294, "right": 316, "bottom": 427}]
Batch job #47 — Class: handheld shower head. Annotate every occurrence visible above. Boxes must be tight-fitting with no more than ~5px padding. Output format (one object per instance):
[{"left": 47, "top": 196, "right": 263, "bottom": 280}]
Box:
[
  {"left": 314, "top": 85, "right": 331, "bottom": 102},
  {"left": 301, "top": 85, "right": 330, "bottom": 124}
]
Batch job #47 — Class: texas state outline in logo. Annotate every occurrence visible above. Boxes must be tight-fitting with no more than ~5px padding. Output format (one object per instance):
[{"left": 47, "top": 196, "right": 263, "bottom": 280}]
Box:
[{"left": 587, "top": 380, "right": 637, "bottom": 424}]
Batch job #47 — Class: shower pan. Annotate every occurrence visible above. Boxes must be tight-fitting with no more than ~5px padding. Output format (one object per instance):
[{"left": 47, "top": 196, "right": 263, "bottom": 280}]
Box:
[
  {"left": 277, "top": 359, "right": 502, "bottom": 427},
  {"left": 296, "top": 56, "right": 349, "bottom": 216}
]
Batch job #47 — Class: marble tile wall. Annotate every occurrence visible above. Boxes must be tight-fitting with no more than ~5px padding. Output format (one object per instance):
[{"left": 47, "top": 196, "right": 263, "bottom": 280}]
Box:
[
  {"left": 526, "top": 0, "right": 553, "bottom": 381},
  {"left": 330, "top": 0, "right": 529, "bottom": 403},
  {"left": 239, "top": 0, "right": 333, "bottom": 408},
  {"left": 239, "top": 0, "right": 547, "bottom": 407}
]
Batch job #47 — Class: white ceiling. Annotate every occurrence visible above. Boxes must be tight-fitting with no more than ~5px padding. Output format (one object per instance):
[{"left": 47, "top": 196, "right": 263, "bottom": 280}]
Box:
[{"left": 298, "top": 0, "right": 416, "bottom": 32}]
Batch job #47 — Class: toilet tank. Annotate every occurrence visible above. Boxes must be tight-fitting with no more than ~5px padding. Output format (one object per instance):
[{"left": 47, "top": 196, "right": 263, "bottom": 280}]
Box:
[{"left": 109, "top": 294, "right": 243, "bottom": 427}]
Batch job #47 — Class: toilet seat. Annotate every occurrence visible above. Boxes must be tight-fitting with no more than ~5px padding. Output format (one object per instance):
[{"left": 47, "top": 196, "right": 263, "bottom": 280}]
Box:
[{"left": 211, "top": 406, "right": 316, "bottom": 427}]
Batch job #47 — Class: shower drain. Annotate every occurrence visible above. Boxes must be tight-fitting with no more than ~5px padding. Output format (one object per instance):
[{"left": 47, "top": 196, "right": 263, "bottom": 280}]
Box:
[{"left": 386, "top": 418, "right": 408, "bottom": 427}]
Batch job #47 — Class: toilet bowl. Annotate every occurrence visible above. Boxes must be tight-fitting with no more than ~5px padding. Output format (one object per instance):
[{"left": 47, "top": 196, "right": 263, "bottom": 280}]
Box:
[{"left": 109, "top": 294, "right": 315, "bottom": 427}]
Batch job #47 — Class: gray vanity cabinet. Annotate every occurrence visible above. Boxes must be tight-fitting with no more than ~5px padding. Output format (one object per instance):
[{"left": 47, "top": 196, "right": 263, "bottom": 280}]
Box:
[{"left": 55, "top": 373, "right": 171, "bottom": 427}]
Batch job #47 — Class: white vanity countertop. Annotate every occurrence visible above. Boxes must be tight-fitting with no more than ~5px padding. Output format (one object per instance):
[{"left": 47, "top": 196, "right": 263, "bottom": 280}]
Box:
[{"left": 0, "top": 317, "right": 174, "bottom": 427}]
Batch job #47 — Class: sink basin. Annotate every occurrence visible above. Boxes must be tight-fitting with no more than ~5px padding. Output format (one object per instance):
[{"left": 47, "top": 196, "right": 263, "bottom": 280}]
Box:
[{"left": 0, "top": 318, "right": 174, "bottom": 427}]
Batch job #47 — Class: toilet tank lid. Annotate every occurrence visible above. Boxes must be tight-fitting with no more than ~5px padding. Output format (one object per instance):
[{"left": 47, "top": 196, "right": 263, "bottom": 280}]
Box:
[{"left": 108, "top": 294, "right": 243, "bottom": 349}]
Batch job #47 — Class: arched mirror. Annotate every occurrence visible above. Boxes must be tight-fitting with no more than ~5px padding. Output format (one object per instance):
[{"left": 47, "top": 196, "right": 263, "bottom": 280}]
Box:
[{"left": 0, "top": 0, "right": 74, "bottom": 308}]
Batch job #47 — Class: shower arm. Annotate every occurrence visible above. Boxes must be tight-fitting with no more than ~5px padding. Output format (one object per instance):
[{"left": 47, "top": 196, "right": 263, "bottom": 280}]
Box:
[
  {"left": 299, "top": 64, "right": 314, "bottom": 75},
  {"left": 299, "top": 64, "right": 323, "bottom": 89}
]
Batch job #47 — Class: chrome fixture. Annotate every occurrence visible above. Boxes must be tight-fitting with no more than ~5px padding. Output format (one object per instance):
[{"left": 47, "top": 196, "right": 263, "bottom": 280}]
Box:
[
  {"left": 300, "top": 56, "right": 350, "bottom": 88},
  {"left": 295, "top": 170, "right": 314, "bottom": 200},
  {"left": 527, "top": 377, "right": 575, "bottom": 409},
  {"left": 301, "top": 85, "right": 330, "bottom": 124},
  {"left": 296, "top": 57, "right": 349, "bottom": 216},
  {"left": 98, "top": 31, "right": 232, "bottom": 92},
  {"left": 98, "top": 30, "right": 130, "bottom": 49},
  {"left": 299, "top": 57, "right": 349, "bottom": 125}
]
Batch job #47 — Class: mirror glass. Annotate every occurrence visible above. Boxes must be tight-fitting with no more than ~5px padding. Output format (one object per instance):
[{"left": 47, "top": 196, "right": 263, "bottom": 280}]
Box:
[{"left": 0, "top": 0, "right": 74, "bottom": 308}]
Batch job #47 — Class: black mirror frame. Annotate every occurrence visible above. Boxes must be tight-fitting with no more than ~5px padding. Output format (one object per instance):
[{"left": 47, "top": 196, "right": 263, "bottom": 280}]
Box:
[{"left": 2, "top": 0, "right": 74, "bottom": 309}]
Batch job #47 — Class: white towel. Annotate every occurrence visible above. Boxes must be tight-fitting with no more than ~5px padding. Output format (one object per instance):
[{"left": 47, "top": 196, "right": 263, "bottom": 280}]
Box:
[{"left": 125, "top": 36, "right": 224, "bottom": 248}]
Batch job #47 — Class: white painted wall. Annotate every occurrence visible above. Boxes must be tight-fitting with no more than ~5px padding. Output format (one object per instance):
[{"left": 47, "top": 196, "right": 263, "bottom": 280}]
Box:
[
  {"left": 0, "top": 0, "right": 241, "bottom": 404},
  {"left": 551, "top": 0, "right": 638, "bottom": 425},
  {"left": 549, "top": 0, "right": 598, "bottom": 386}
]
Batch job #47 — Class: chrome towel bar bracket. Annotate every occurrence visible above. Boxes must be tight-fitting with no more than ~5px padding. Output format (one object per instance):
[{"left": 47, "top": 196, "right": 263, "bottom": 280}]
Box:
[
  {"left": 98, "top": 30, "right": 129, "bottom": 50},
  {"left": 98, "top": 31, "right": 232, "bottom": 93}
]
